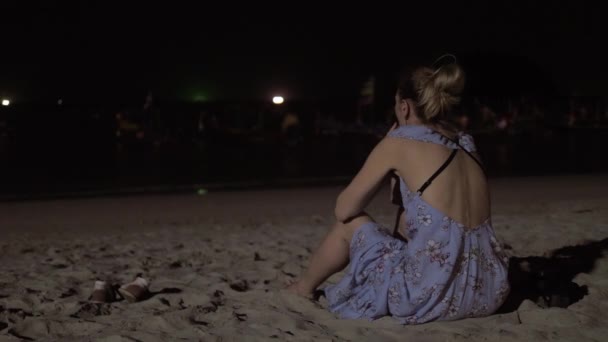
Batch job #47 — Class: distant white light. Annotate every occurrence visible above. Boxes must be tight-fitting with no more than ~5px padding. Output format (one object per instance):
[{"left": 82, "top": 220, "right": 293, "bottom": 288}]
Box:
[
  {"left": 1, "top": 99, "right": 9, "bottom": 106},
  {"left": 57, "top": 99, "right": 63, "bottom": 105},
  {"left": 273, "top": 96, "right": 284, "bottom": 104}
]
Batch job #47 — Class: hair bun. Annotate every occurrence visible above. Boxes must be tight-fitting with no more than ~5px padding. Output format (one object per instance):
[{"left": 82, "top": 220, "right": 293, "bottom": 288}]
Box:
[{"left": 414, "top": 62, "right": 465, "bottom": 120}]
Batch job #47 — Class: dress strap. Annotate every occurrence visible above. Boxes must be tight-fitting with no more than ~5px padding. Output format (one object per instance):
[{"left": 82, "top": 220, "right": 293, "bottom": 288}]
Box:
[
  {"left": 416, "top": 149, "right": 458, "bottom": 195},
  {"left": 438, "top": 132, "right": 485, "bottom": 173}
]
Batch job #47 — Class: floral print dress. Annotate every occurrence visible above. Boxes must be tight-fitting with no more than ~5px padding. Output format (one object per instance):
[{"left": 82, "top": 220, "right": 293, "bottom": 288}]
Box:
[{"left": 324, "top": 125, "right": 510, "bottom": 324}]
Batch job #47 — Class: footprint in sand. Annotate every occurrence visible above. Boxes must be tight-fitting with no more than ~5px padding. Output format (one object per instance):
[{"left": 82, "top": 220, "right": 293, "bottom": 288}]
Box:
[
  {"left": 70, "top": 303, "right": 113, "bottom": 319},
  {"left": 229, "top": 280, "right": 250, "bottom": 292}
]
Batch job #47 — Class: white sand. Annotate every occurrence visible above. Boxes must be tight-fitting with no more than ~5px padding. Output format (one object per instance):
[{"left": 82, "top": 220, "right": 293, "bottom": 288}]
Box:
[{"left": 1, "top": 174, "right": 608, "bottom": 341}]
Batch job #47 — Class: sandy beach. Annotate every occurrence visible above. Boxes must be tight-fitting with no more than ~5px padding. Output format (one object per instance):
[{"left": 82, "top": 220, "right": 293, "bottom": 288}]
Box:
[{"left": 1, "top": 174, "right": 608, "bottom": 341}]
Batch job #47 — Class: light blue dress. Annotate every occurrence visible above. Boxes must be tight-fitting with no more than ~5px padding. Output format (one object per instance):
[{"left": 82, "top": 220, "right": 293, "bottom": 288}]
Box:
[{"left": 324, "top": 125, "right": 510, "bottom": 324}]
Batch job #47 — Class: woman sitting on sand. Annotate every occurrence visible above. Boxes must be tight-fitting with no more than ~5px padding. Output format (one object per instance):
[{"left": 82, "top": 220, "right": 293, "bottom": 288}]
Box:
[{"left": 288, "top": 56, "right": 510, "bottom": 324}]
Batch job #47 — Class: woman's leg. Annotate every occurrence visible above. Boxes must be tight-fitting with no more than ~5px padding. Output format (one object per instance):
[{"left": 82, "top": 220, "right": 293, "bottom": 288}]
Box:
[{"left": 288, "top": 214, "right": 373, "bottom": 297}]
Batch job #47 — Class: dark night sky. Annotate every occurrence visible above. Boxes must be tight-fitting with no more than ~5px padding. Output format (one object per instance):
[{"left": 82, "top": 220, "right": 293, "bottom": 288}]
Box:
[{"left": 0, "top": 2, "right": 606, "bottom": 104}]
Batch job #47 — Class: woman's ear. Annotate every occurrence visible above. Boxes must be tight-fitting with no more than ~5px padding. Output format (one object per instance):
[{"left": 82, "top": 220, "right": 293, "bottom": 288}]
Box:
[{"left": 402, "top": 99, "right": 411, "bottom": 121}]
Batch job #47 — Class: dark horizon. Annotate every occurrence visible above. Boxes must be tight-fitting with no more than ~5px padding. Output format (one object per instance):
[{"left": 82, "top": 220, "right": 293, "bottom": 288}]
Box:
[{"left": 1, "top": 3, "right": 607, "bottom": 105}]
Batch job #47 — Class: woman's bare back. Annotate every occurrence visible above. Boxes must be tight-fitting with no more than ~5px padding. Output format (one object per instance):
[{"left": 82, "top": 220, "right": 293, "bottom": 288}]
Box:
[{"left": 392, "top": 131, "right": 489, "bottom": 230}]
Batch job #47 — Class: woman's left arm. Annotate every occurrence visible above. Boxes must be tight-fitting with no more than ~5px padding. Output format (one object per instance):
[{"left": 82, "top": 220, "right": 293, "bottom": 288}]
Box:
[{"left": 335, "top": 138, "right": 397, "bottom": 222}]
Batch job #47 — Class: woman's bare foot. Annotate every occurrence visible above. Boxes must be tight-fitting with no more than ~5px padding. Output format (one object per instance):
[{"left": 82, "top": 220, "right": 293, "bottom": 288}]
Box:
[{"left": 285, "top": 280, "right": 314, "bottom": 299}]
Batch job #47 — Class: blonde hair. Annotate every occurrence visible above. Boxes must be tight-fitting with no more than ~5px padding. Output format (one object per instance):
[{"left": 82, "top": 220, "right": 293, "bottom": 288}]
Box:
[{"left": 399, "top": 59, "right": 466, "bottom": 122}]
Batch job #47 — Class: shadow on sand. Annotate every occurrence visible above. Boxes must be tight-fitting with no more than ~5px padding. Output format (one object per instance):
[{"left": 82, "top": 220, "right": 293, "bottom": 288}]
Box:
[{"left": 498, "top": 238, "right": 608, "bottom": 313}]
